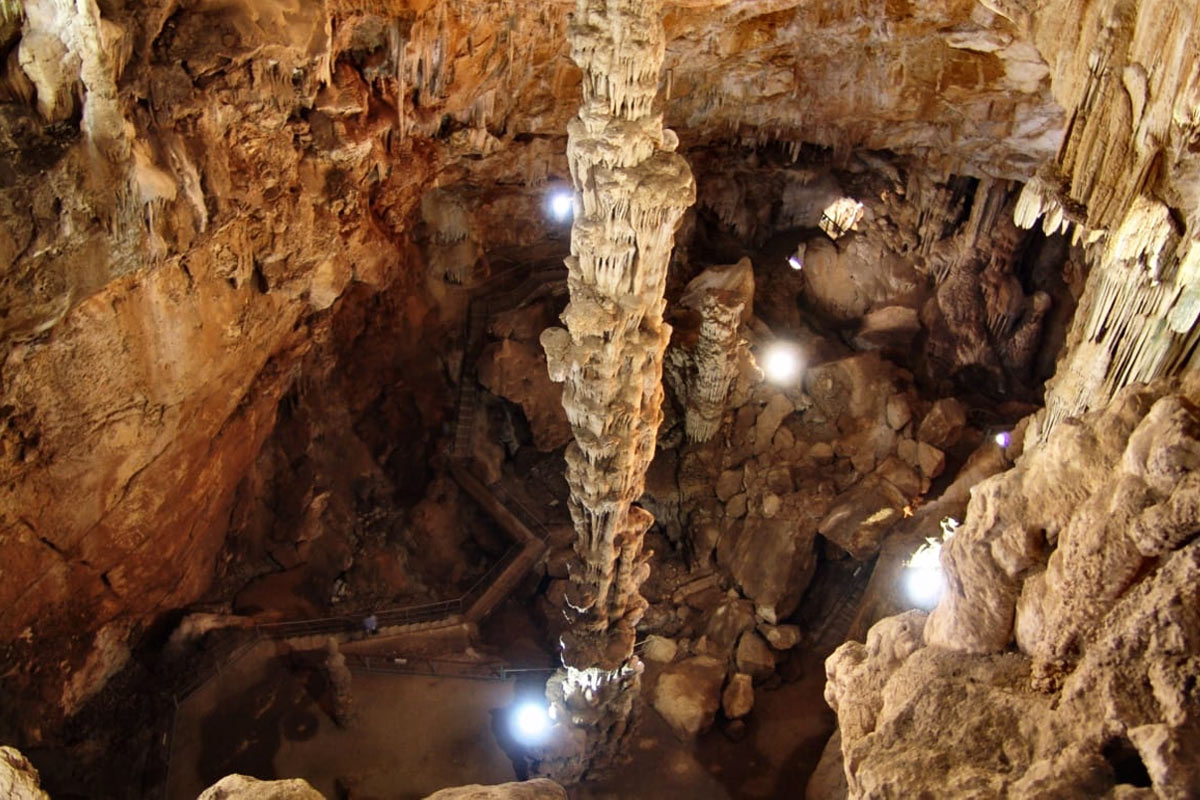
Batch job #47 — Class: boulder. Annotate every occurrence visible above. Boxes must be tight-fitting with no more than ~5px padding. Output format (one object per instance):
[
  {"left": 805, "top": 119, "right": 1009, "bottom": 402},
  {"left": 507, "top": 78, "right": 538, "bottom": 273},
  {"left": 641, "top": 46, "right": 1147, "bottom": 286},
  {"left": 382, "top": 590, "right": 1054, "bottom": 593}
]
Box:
[
  {"left": 917, "top": 398, "right": 967, "bottom": 449},
  {"left": 818, "top": 475, "right": 909, "bottom": 559},
  {"left": 642, "top": 635, "right": 678, "bottom": 664},
  {"left": 423, "top": 779, "right": 567, "bottom": 799},
  {"left": 809, "top": 441, "right": 835, "bottom": 463},
  {"left": 719, "top": 516, "right": 818, "bottom": 624},
  {"left": 806, "top": 352, "right": 897, "bottom": 421},
  {"left": 853, "top": 305, "right": 921, "bottom": 351},
  {"left": 721, "top": 672, "right": 755, "bottom": 719},
  {"left": 735, "top": 630, "right": 776, "bottom": 681},
  {"left": 652, "top": 655, "right": 727, "bottom": 739},
  {"left": 725, "top": 492, "right": 748, "bottom": 519},
  {"left": 916, "top": 442, "right": 945, "bottom": 480},
  {"left": 0, "top": 747, "right": 49, "bottom": 800},
  {"left": 759, "top": 623, "right": 802, "bottom": 650},
  {"left": 716, "top": 469, "right": 743, "bottom": 502},
  {"left": 886, "top": 393, "right": 913, "bottom": 430},
  {"left": 704, "top": 598, "right": 756, "bottom": 652},
  {"left": 477, "top": 339, "right": 571, "bottom": 452},
  {"left": 198, "top": 775, "right": 324, "bottom": 800},
  {"left": 874, "top": 456, "right": 922, "bottom": 498},
  {"left": 754, "top": 394, "right": 795, "bottom": 454}
]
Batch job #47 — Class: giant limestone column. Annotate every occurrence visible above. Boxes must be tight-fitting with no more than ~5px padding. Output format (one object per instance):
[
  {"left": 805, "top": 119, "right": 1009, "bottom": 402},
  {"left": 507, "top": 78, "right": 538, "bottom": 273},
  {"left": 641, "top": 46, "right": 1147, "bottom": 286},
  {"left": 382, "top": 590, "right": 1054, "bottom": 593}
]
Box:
[{"left": 539, "top": 0, "right": 695, "bottom": 780}]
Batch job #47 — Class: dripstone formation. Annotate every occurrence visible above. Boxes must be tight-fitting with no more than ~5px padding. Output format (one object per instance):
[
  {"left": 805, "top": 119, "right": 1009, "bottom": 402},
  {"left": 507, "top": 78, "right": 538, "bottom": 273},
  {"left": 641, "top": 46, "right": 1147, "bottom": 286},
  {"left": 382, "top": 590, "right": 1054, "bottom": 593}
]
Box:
[{"left": 539, "top": 0, "right": 695, "bottom": 780}]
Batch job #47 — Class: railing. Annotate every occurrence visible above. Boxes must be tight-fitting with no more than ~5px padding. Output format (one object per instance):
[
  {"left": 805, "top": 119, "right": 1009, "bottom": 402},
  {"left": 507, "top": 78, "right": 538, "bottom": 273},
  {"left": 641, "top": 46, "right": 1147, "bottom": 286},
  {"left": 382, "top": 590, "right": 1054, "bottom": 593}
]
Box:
[
  {"left": 346, "top": 653, "right": 557, "bottom": 682},
  {"left": 255, "top": 596, "right": 465, "bottom": 640},
  {"left": 488, "top": 477, "right": 553, "bottom": 542},
  {"left": 158, "top": 259, "right": 568, "bottom": 800}
]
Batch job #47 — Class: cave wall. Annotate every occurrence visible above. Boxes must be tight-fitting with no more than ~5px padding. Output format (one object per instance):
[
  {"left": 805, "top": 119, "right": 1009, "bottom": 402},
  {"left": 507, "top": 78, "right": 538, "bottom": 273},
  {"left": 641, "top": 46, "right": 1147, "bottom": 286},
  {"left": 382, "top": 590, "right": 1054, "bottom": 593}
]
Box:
[{"left": 0, "top": 0, "right": 1193, "bottom": 760}]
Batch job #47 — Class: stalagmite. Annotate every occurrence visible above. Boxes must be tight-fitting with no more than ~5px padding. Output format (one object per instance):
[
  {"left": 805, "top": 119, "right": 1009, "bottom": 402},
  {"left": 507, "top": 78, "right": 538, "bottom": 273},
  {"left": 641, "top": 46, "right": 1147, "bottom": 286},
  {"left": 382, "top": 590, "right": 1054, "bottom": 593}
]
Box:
[
  {"left": 665, "top": 258, "right": 755, "bottom": 443},
  {"left": 538, "top": 0, "right": 695, "bottom": 781}
]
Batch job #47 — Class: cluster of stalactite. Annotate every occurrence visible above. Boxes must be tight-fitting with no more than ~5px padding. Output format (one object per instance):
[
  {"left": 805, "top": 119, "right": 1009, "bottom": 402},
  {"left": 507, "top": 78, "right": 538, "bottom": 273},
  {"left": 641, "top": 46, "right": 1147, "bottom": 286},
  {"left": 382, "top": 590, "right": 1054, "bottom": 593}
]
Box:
[
  {"left": 538, "top": 0, "right": 695, "bottom": 781},
  {"left": 1008, "top": 0, "right": 1200, "bottom": 438}
]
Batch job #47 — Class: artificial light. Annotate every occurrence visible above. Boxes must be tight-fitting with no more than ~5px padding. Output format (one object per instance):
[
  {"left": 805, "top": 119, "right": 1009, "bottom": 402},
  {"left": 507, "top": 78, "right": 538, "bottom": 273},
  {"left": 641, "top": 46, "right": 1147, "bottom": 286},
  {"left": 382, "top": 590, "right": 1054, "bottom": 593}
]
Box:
[
  {"left": 762, "top": 342, "right": 801, "bottom": 385},
  {"left": 549, "top": 191, "right": 573, "bottom": 222},
  {"left": 510, "top": 701, "right": 550, "bottom": 745}
]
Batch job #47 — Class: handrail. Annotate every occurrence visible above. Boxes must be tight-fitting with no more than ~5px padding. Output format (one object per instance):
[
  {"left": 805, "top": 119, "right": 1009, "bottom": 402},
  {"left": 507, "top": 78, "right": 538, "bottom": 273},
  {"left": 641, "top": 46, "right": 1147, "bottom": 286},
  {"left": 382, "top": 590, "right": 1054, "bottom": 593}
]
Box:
[{"left": 160, "top": 259, "right": 569, "bottom": 800}]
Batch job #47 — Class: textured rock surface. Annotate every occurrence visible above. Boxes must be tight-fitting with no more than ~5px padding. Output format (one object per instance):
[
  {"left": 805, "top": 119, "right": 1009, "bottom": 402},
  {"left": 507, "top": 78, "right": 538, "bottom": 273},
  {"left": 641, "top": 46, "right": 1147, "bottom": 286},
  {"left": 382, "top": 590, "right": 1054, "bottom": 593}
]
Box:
[
  {"left": 665, "top": 258, "right": 755, "bottom": 442},
  {"left": 0, "top": 0, "right": 1195, "bottom": 794},
  {"left": 1011, "top": 0, "right": 1200, "bottom": 434},
  {"left": 0, "top": 746, "right": 49, "bottom": 800},
  {"left": 477, "top": 339, "right": 571, "bottom": 452},
  {"left": 651, "top": 655, "right": 726, "bottom": 740},
  {"left": 826, "top": 378, "right": 1200, "bottom": 797},
  {"left": 422, "top": 780, "right": 567, "bottom": 800},
  {"left": 537, "top": 0, "right": 694, "bottom": 781},
  {"left": 721, "top": 672, "right": 754, "bottom": 720},
  {"left": 197, "top": 774, "right": 324, "bottom": 800}
]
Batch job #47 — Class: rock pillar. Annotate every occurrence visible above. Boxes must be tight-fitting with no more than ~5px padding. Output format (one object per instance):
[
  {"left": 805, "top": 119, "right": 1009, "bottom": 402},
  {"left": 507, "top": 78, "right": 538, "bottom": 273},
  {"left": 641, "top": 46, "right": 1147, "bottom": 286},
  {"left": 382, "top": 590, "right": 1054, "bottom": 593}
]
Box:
[{"left": 539, "top": 0, "right": 694, "bottom": 780}]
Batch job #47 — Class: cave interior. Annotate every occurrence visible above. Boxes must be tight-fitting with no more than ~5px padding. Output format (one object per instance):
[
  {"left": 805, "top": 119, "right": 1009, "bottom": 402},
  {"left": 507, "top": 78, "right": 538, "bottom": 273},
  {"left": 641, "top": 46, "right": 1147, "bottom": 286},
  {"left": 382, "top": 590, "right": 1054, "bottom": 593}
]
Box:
[{"left": 1, "top": 0, "right": 1199, "bottom": 799}]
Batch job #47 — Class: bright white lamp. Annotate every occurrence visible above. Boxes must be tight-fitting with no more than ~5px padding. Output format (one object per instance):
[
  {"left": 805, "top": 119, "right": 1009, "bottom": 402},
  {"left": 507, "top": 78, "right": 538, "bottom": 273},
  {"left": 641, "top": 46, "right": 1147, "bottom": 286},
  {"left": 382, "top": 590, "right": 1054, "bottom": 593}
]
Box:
[
  {"left": 511, "top": 701, "right": 550, "bottom": 745},
  {"left": 762, "top": 342, "right": 801, "bottom": 385},
  {"left": 549, "top": 191, "right": 573, "bottom": 222},
  {"left": 903, "top": 519, "right": 957, "bottom": 608}
]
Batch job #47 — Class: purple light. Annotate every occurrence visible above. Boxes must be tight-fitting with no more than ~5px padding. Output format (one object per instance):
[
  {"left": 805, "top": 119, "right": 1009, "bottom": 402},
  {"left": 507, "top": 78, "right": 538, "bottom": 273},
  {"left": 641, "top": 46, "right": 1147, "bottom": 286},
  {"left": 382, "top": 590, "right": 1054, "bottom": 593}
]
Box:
[
  {"left": 994, "top": 431, "right": 1011, "bottom": 448},
  {"left": 787, "top": 255, "right": 804, "bottom": 271}
]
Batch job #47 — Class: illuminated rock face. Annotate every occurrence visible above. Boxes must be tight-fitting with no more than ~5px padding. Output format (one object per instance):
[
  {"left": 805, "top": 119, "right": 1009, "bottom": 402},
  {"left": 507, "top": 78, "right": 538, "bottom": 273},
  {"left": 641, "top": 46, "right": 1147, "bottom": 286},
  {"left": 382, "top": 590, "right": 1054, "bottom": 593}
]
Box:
[
  {"left": 1005, "top": 0, "right": 1200, "bottom": 435},
  {"left": 823, "top": 376, "right": 1200, "bottom": 797},
  {"left": 539, "top": 0, "right": 695, "bottom": 780}
]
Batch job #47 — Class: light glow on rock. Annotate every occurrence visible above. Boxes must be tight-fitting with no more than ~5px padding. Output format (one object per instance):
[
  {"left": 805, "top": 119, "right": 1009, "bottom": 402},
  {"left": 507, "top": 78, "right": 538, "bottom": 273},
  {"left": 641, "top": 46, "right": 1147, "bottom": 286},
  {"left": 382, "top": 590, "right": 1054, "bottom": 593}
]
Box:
[
  {"left": 549, "top": 191, "right": 574, "bottom": 222},
  {"left": 994, "top": 431, "right": 1012, "bottom": 448},
  {"left": 511, "top": 701, "right": 551, "bottom": 745},
  {"left": 903, "top": 518, "right": 958, "bottom": 608},
  {"left": 762, "top": 342, "right": 802, "bottom": 385}
]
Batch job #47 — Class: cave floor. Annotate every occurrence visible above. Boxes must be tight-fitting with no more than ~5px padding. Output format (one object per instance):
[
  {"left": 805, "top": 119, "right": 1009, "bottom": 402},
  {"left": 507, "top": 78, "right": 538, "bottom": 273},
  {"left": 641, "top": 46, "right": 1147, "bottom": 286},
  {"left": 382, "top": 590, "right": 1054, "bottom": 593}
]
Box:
[
  {"left": 167, "top": 643, "right": 520, "bottom": 799},
  {"left": 572, "top": 649, "right": 835, "bottom": 800}
]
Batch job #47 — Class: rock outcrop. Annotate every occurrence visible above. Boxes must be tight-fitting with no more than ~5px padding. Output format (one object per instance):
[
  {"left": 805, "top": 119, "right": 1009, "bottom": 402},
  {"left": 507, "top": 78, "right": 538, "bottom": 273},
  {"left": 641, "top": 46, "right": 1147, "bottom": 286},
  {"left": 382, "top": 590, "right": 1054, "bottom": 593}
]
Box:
[
  {"left": 1009, "top": 0, "right": 1200, "bottom": 435},
  {"left": 197, "top": 774, "right": 325, "bottom": 800},
  {"left": 538, "top": 0, "right": 695, "bottom": 780},
  {"left": 422, "top": 780, "right": 568, "bottom": 800},
  {"left": 825, "top": 377, "right": 1200, "bottom": 797},
  {"left": 0, "top": 746, "right": 49, "bottom": 800}
]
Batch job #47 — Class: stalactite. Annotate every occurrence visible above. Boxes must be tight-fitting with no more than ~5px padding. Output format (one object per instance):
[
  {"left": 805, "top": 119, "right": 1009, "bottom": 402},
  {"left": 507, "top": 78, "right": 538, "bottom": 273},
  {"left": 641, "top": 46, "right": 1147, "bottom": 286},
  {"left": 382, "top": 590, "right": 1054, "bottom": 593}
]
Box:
[
  {"left": 537, "top": 0, "right": 694, "bottom": 783},
  {"left": 1011, "top": 0, "right": 1200, "bottom": 440}
]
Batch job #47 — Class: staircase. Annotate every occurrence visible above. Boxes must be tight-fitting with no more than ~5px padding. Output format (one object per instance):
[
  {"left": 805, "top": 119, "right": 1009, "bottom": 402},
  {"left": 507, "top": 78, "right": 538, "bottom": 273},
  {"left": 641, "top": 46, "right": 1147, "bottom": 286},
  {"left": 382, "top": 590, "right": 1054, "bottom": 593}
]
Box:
[{"left": 808, "top": 561, "right": 874, "bottom": 656}]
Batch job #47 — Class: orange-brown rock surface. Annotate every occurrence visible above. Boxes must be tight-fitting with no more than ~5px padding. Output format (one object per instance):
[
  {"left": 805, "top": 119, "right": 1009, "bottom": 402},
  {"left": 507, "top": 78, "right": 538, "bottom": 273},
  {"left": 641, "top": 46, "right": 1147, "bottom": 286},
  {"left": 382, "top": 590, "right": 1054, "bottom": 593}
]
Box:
[{"left": 0, "top": 0, "right": 1196, "bottom": 794}]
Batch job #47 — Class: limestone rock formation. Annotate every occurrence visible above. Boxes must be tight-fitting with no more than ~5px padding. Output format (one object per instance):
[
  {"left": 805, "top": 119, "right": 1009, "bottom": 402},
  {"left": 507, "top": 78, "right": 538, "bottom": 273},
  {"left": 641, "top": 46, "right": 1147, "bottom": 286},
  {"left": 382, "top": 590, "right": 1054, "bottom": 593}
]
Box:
[
  {"left": 651, "top": 655, "right": 726, "bottom": 740},
  {"left": 197, "top": 774, "right": 325, "bottom": 800},
  {"left": 0, "top": 746, "right": 49, "bottom": 800},
  {"left": 665, "top": 258, "right": 755, "bottom": 442},
  {"left": 721, "top": 672, "right": 754, "bottom": 720},
  {"left": 323, "top": 638, "right": 355, "bottom": 728},
  {"left": 538, "top": 0, "right": 695, "bottom": 779},
  {"left": 477, "top": 339, "right": 571, "bottom": 453},
  {"left": 826, "top": 377, "right": 1200, "bottom": 797},
  {"left": 1007, "top": 0, "right": 1200, "bottom": 435},
  {"left": 422, "top": 780, "right": 567, "bottom": 800}
]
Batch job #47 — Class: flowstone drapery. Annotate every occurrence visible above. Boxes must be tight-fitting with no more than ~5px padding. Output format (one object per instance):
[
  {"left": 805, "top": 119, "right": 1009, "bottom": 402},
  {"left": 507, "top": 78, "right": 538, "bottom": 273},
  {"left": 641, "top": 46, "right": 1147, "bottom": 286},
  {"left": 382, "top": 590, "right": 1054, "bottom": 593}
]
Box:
[{"left": 538, "top": 0, "right": 695, "bottom": 780}]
